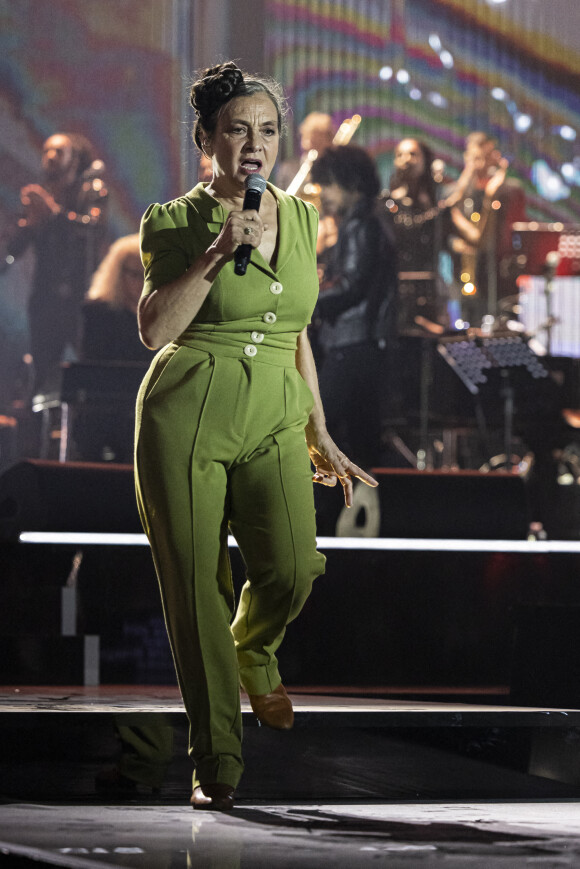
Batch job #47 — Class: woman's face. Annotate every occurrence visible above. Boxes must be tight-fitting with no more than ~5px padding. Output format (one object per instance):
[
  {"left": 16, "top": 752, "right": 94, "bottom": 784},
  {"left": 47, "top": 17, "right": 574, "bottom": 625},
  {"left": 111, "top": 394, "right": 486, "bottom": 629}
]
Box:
[
  {"left": 42, "top": 134, "right": 75, "bottom": 180},
  {"left": 205, "top": 94, "right": 280, "bottom": 189},
  {"left": 394, "top": 139, "right": 426, "bottom": 178}
]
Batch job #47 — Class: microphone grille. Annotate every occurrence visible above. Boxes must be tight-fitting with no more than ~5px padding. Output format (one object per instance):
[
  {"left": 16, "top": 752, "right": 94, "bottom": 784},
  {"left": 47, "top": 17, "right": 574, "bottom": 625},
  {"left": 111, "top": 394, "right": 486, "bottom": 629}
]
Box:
[{"left": 246, "top": 174, "right": 267, "bottom": 194}]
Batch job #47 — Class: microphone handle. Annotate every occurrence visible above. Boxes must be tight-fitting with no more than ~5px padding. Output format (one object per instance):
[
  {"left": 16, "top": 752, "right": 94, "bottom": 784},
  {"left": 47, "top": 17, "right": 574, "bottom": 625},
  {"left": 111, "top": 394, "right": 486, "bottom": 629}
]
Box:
[{"left": 234, "top": 188, "right": 262, "bottom": 276}]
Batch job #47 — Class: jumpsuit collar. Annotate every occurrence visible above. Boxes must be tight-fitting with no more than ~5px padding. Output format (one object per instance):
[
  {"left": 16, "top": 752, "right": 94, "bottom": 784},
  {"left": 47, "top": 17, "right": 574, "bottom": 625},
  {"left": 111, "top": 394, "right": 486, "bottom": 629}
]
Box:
[{"left": 185, "top": 182, "right": 298, "bottom": 279}]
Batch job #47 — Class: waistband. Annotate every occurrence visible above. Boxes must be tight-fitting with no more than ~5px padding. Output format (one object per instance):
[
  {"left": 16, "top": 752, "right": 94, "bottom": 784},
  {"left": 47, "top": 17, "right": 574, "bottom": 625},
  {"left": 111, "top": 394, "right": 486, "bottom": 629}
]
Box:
[{"left": 175, "top": 331, "right": 297, "bottom": 367}]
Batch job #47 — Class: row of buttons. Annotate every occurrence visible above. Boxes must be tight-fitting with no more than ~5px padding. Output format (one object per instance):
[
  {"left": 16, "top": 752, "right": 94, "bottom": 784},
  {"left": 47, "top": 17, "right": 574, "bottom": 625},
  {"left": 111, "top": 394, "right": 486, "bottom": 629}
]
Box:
[
  {"left": 243, "top": 282, "right": 283, "bottom": 357},
  {"left": 244, "top": 317, "right": 273, "bottom": 356}
]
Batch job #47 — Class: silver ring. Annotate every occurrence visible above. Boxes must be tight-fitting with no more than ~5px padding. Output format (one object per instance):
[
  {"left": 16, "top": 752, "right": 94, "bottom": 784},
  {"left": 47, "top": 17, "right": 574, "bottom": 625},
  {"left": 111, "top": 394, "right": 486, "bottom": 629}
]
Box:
[{"left": 244, "top": 226, "right": 255, "bottom": 236}]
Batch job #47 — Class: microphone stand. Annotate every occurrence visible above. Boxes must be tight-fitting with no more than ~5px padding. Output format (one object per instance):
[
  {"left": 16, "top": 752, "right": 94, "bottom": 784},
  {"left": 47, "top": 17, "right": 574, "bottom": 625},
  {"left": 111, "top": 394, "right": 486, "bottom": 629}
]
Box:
[
  {"left": 542, "top": 252, "right": 559, "bottom": 356},
  {"left": 500, "top": 368, "right": 514, "bottom": 473}
]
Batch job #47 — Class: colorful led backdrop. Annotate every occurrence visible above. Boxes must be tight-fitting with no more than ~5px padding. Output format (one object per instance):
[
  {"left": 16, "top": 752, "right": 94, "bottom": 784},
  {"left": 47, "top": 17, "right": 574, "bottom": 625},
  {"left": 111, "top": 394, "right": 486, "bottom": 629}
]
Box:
[
  {"left": 0, "top": 0, "right": 579, "bottom": 420},
  {"left": 266, "top": 0, "right": 580, "bottom": 222},
  {"left": 0, "top": 0, "right": 191, "bottom": 412}
]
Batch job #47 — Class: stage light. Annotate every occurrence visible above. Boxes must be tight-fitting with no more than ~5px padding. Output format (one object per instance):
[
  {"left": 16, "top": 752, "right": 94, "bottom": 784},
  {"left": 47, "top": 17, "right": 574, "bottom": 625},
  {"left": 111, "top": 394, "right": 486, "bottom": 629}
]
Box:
[
  {"left": 561, "top": 162, "right": 580, "bottom": 185},
  {"left": 17, "top": 531, "right": 580, "bottom": 553},
  {"left": 409, "top": 88, "right": 422, "bottom": 100},
  {"left": 514, "top": 113, "right": 532, "bottom": 132},
  {"left": 491, "top": 87, "right": 508, "bottom": 101},
  {"left": 440, "top": 50, "right": 454, "bottom": 69},
  {"left": 560, "top": 125, "right": 577, "bottom": 141},
  {"left": 396, "top": 69, "right": 410, "bottom": 84},
  {"left": 460, "top": 271, "right": 471, "bottom": 283},
  {"left": 431, "top": 159, "right": 445, "bottom": 183},
  {"left": 379, "top": 65, "right": 393, "bottom": 80},
  {"left": 532, "top": 160, "right": 571, "bottom": 201},
  {"left": 462, "top": 282, "right": 476, "bottom": 295},
  {"left": 429, "top": 34, "right": 442, "bottom": 52},
  {"left": 470, "top": 212, "right": 481, "bottom": 223},
  {"left": 428, "top": 92, "right": 448, "bottom": 108}
]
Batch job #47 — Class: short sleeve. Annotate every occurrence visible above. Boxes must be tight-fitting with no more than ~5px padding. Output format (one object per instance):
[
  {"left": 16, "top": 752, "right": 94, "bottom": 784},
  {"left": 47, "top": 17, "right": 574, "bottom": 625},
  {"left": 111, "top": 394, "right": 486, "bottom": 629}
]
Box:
[
  {"left": 302, "top": 199, "right": 320, "bottom": 254},
  {"left": 140, "top": 202, "right": 190, "bottom": 296}
]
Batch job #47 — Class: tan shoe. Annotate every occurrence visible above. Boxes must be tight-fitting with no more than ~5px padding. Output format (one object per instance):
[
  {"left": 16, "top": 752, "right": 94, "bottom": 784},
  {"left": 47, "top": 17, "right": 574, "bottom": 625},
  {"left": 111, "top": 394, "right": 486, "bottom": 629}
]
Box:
[
  {"left": 190, "top": 783, "right": 235, "bottom": 811},
  {"left": 247, "top": 682, "right": 294, "bottom": 730}
]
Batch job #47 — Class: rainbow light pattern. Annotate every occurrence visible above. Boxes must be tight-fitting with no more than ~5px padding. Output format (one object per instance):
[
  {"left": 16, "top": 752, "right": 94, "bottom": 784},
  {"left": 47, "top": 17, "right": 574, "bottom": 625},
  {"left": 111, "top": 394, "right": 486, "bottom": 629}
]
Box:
[
  {"left": 0, "top": 0, "right": 185, "bottom": 238},
  {"left": 265, "top": 0, "right": 580, "bottom": 222}
]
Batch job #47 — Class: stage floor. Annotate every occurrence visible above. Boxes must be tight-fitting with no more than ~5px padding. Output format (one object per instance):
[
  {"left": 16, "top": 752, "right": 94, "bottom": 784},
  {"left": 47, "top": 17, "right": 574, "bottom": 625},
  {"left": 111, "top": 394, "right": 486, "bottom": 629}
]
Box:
[
  {"left": 1, "top": 684, "right": 579, "bottom": 728},
  {"left": 2, "top": 685, "right": 580, "bottom": 802},
  {"left": 2, "top": 686, "right": 580, "bottom": 866},
  {"left": 2, "top": 800, "right": 580, "bottom": 868}
]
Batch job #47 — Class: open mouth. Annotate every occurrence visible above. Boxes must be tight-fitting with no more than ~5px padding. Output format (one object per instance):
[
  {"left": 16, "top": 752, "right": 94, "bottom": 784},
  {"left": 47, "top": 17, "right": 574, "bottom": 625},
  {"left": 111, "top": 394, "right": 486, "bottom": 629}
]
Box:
[{"left": 241, "top": 160, "right": 263, "bottom": 173}]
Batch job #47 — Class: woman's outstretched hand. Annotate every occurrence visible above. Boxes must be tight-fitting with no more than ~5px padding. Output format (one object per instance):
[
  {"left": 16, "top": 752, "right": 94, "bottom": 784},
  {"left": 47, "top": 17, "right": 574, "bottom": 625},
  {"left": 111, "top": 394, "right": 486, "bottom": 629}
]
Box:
[{"left": 306, "top": 427, "right": 378, "bottom": 508}]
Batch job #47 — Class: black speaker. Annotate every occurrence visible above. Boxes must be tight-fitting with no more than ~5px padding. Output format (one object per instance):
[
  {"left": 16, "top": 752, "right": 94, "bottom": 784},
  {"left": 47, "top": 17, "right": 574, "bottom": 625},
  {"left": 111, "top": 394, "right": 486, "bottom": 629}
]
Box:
[
  {"left": 319, "top": 468, "right": 529, "bottom": 539},
  {"left": 0, "top": 459, "right": 141, "bottom": 540}
]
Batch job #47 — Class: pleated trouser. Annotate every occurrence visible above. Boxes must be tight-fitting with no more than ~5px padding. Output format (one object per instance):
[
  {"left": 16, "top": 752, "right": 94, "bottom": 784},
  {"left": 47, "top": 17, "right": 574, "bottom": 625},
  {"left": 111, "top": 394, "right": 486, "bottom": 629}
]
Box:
[{"left": 134, "top": 337, "right": 326, "bottom": 788}]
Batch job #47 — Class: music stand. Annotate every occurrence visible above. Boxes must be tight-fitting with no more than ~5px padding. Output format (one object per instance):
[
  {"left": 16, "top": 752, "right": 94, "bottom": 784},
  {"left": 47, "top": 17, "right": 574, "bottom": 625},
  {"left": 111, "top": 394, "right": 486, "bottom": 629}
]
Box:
[{"left": 437, "top": 331, "right": 548, "bottom": 470}]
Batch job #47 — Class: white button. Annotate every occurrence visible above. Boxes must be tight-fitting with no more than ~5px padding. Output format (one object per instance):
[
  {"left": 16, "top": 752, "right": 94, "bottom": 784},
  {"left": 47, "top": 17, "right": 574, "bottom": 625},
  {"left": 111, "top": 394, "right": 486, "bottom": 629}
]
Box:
[
  {"left": 269, "top": 281, "right": 283, "bottom": 295},
  {"left": 263, "top": 312, "right": 277, "bottom": 324},
  {"left": 251, "top": 331, "right": 264, "bottom": 343},
  {"left": 243, "top": 344, "right": 257, "bottom": 357}
]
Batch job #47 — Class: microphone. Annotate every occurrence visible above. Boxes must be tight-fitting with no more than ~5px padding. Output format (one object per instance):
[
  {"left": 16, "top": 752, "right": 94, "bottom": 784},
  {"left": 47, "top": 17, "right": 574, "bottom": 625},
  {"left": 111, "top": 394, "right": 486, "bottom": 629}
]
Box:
[{"left": 234, "top": 173, "right": 267, "bottom": 276}]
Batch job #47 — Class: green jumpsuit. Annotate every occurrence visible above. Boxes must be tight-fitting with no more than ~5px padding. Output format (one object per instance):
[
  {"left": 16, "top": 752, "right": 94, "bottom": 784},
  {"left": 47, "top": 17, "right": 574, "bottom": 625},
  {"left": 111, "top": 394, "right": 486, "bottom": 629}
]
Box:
[{"left": 135, "top": 182, "right": 327, "bottom": 789}]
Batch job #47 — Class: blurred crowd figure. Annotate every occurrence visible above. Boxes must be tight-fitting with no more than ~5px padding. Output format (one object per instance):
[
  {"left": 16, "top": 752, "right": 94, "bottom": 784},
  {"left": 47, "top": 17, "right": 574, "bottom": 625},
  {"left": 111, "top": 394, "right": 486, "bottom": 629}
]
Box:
[
  {"left": 445, "top": 131, "right": 526, "bottom": 320},
  {"left": 276, "top": 111, "right": 342, "bottom": 256},
  {"left": 383, "top": 132, "right": 526, "bottom": 332},
  {"left": 81, "top": 234, "right": 152, "bottom": 364},
  {"left": 296, "top": 122, "right": 530, "bottom": 476},
  {"left": 385, "top": 137, "right": 453, "bottom": 334},
  {"left": 0, "top": 121, "right": 529, "bottom": 470},
  {"left": 310, "top": 144, "right": 398, "bottom": 472},
  {"left": 73, "top": 234, "right": 153, "bottom": 463},
  {"left": 275, "top": 111, "right": 337, "bottom": 191},
  {"left": 1, "top": 132, "right": 108, "bottom": 396}
]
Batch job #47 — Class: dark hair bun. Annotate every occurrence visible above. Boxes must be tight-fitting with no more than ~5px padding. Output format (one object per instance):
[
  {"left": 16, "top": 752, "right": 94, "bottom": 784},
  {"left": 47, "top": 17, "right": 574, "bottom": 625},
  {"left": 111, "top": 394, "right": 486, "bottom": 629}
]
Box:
[{"left": 190, "top": 62, "right": 244, "bottom": 119}]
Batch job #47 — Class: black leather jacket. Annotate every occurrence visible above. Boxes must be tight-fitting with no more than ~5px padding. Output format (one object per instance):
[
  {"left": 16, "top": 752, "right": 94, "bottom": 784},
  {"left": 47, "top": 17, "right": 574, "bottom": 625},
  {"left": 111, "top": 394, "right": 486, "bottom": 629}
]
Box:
[{"left": 314, "top": 197, "right": 398, "bottom": 351}]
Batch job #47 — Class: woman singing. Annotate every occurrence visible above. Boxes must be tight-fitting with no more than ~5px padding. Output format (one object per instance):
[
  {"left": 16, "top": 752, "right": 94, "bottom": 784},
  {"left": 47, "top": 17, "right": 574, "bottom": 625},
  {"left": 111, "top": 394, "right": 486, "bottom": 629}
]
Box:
[{"left": 135, "top": 62, "right": 377, "bottom": 810}]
